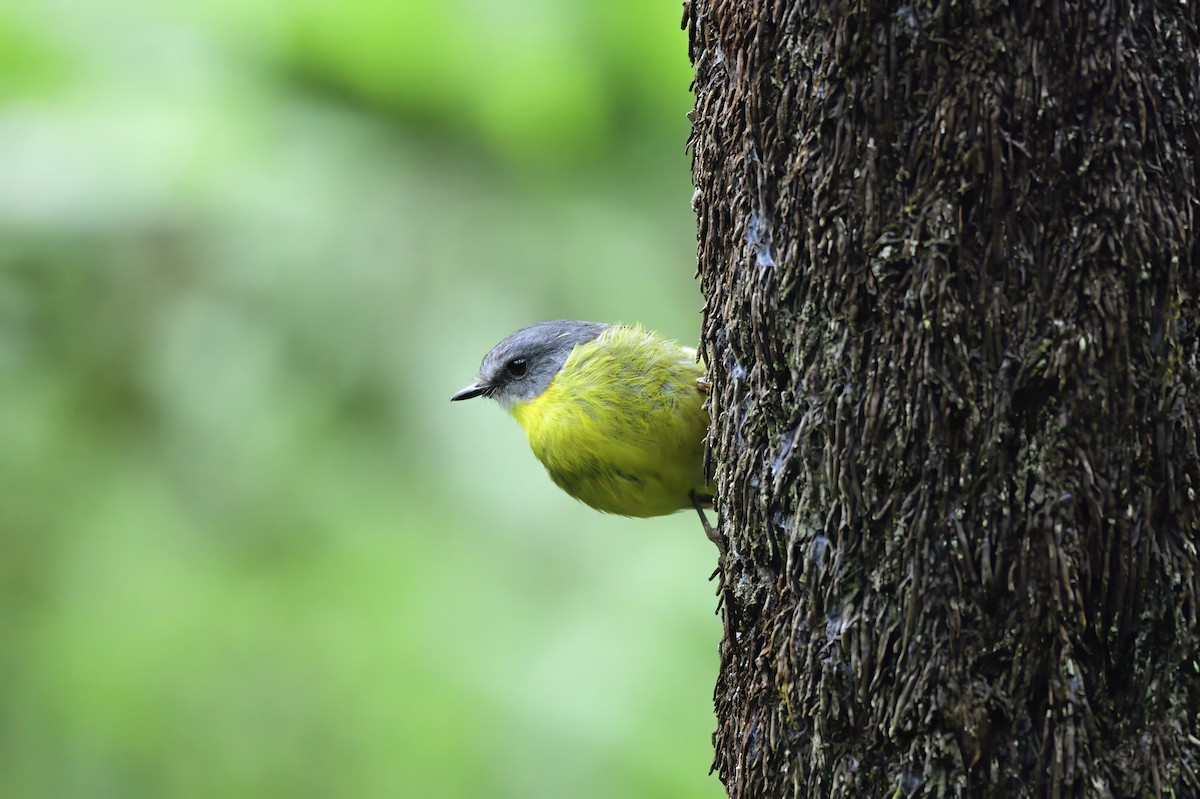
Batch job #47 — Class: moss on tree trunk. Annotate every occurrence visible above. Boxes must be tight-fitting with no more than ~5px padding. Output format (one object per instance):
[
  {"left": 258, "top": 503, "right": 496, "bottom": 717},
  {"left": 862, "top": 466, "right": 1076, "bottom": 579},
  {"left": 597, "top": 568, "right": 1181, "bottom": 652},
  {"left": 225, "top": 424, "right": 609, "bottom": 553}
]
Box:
[{"left": 686, "top": 1, "right": 1200, "bottom": 795}]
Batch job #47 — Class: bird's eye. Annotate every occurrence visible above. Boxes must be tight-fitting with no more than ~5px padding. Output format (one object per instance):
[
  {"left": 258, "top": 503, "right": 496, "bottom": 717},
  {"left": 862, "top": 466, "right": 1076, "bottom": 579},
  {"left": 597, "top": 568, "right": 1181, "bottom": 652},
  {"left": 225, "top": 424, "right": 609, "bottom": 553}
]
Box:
[{"left": 507, "top": 358, "right": 528, "bottom": 378}]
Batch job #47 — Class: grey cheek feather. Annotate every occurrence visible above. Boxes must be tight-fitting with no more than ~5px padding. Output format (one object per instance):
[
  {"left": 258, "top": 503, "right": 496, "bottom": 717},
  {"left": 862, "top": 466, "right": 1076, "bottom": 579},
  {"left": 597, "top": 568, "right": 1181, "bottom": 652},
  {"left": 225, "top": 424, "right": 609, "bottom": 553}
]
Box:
[
  {"left": 496, "top": 358, "right": 566, "bottom": 408},
  {"left": 493, "top": 392, "right": 521, "bottom": 412},
  {"left": 477, "top": 353, "right": 564, "bottom": 409}
]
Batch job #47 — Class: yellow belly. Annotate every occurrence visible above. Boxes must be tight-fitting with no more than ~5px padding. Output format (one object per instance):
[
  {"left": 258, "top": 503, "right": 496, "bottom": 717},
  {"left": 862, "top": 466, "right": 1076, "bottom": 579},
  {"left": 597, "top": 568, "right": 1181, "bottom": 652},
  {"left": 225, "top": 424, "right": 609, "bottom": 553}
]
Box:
[{"left": 509, "top": 326, "right": 711, "bottom": 517}]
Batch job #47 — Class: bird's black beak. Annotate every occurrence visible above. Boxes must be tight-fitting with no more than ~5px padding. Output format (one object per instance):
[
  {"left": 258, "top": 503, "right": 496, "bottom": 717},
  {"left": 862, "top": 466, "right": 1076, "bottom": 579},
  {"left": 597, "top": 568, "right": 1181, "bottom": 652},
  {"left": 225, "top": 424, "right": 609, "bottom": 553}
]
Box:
[{"left": 450, "top": 382, "right": 489, "bottom": 402}]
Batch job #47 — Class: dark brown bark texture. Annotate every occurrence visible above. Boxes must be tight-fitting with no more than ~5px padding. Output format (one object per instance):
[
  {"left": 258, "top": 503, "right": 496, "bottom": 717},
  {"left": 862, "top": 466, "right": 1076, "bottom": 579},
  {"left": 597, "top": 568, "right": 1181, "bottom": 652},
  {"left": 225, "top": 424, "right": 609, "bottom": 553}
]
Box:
[{"left": 686, "top": 1, "right": 1200, "bottom": 796}]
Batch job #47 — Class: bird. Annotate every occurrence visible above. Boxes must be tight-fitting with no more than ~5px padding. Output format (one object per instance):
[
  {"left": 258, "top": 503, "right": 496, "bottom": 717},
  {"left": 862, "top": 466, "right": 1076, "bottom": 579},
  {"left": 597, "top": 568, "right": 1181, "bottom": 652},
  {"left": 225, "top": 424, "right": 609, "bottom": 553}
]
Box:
[{"left": 451, "top": 320, "right": 718, "bottom": 544}]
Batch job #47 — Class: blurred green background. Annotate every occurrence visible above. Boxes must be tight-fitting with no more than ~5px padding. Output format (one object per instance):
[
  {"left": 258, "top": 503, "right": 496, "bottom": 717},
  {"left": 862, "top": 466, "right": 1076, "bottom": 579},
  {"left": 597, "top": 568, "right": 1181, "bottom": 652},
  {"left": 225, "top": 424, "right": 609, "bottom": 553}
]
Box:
[{"left": 0, "top": 1, "right": 723, "bottom": 797}]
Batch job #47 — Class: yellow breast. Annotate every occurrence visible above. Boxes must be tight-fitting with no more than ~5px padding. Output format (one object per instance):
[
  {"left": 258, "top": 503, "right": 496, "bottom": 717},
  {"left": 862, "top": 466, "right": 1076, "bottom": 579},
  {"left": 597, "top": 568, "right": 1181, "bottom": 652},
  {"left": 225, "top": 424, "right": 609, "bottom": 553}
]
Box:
[{"left": 509, "top": 325, "right": 711, "bottom": 517}]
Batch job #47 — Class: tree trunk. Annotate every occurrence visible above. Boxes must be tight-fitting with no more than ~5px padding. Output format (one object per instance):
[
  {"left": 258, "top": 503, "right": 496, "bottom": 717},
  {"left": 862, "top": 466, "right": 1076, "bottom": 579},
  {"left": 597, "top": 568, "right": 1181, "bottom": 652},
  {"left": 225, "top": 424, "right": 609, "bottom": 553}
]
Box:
[{"left": 685, "top": 1, "right": 1200, "bottom": 796}]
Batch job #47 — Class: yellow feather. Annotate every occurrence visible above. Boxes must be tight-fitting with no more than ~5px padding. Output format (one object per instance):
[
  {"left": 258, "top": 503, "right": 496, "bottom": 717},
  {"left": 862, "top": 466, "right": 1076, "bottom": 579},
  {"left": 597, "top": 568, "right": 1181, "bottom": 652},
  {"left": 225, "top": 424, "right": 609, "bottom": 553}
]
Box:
[{"left": 509, "top": 325, "right": 711, "bottom": 517}]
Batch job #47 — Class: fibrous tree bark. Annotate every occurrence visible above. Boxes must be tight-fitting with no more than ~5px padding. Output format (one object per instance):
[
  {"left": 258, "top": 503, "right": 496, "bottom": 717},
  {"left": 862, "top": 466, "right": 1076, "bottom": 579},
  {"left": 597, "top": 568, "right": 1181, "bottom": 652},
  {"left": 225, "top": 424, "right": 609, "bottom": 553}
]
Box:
[{"left": 686, "top": 1, "right": 1200, "bottom": 796}]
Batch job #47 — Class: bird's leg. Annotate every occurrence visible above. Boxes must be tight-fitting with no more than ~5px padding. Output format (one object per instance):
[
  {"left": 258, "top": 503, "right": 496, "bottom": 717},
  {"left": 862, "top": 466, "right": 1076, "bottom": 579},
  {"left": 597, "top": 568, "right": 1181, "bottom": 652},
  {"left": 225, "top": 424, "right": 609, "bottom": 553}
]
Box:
[
  {"left": 690, "top": 491, "right": 724, "bottom": 554},
  {"left": 691, "top": 490, "right": 737, "bottom": 644}
]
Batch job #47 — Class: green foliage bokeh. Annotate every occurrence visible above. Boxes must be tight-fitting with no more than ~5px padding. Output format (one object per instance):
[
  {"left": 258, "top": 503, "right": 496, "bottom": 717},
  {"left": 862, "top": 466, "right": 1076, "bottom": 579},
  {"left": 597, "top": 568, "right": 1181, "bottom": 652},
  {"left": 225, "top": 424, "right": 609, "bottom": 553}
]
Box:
[{"left": 0, "top": 1, "right": 721, "bottom": 797}]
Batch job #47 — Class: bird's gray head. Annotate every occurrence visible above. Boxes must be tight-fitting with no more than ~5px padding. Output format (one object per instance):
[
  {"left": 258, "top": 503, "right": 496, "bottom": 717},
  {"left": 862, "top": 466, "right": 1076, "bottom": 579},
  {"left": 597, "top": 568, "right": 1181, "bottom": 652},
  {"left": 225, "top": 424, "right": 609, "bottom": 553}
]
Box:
[{"left": 451, "top": 320, "right": 610, "bottom": 409}]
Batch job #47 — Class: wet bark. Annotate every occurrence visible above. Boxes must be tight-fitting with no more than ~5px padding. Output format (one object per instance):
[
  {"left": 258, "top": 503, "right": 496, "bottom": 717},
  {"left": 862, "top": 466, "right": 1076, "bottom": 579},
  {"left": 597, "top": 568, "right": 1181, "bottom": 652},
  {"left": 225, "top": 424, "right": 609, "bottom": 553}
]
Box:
[{"left": 686, "top": 1, "right": 1200, "bottom": 796}]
